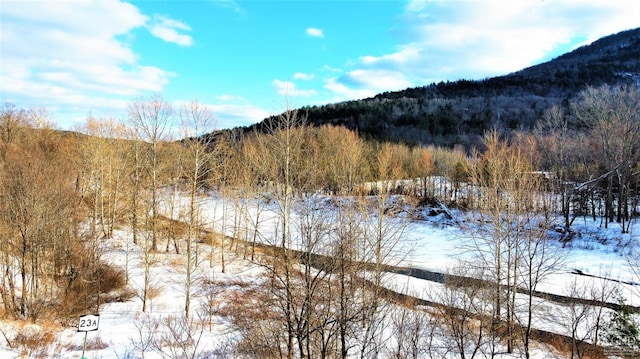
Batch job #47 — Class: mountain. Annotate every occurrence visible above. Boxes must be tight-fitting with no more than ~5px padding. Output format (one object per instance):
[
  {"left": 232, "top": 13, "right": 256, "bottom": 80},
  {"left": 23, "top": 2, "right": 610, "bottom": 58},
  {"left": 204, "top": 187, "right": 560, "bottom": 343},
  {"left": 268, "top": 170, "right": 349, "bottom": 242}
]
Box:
[{"left": 233, "top": 28, "right": 640, "bottom": 148}]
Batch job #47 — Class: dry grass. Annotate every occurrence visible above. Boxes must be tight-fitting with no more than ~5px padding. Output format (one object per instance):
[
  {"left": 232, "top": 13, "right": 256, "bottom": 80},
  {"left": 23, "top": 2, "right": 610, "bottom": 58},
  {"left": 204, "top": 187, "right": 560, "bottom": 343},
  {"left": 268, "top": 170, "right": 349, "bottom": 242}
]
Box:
[
  {"left": 9, "top": 322, "right": 58, "bottom": 358},
  {"left": 167, "top": 255, "right": 185, "bottom": 268},
  {"left": 146, "top": 283, "right": 164, "bottom": 301},
  {"left": 156, "top": 215, "right": 189, "bottom": 238},
  {"left": 63, "top": 335, "right": 109, "bottom": 351}
]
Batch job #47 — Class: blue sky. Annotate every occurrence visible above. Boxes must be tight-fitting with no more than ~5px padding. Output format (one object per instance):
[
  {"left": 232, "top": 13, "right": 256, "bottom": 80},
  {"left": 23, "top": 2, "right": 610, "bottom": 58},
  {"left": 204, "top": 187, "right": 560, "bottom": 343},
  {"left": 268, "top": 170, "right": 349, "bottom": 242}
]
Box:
[{"left": 1, "top": 0, "right": 640, "bottom": 130}]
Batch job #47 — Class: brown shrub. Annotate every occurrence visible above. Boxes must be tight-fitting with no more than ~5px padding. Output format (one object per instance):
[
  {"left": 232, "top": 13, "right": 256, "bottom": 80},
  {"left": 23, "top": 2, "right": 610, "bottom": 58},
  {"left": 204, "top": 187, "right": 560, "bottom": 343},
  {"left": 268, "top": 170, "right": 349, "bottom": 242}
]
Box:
[{"left": 60, "top": 259, "right": 127, "bottom": 317}]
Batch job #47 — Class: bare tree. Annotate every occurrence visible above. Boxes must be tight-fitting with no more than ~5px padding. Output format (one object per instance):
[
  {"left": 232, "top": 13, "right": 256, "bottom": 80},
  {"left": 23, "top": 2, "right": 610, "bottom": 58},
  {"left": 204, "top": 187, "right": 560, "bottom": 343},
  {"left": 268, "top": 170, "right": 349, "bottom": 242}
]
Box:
[
  {"left": 359, "top": 142, "right": 408, "bottom": 358},
  {"left": 535, "top": 104, "right": 588, "bottom": 231},
  {"left": 128, "top": 94, "right": 173, "bottom": 252},
  {"left": 235, "top": 134, "right": 269, "bottom": 261},
  {"left": 555, "top": 277, "right": 616, "bottom": 359},
  {"left": 0, "top": 116, "right": 89, "bottom": 320},
  {"left": 465, "top": 130, "right": 557, "bottom": 354},
  {"left": 414, "top": 146, "right": 435, "bottom": 199},
  {"left": 387, "top": 304, "right": 432, "bottom": 359},
  {"left": 78, "top": 117, "right": 129, "bottom": 240},
  {"left": 292, "top": 195, "right": 334, "bottom": 358},
  {"left": 152, "top": 312, "right": 210, "bottom": 359},
  {"left": 128, "top": 95, "right": 173, "bottom": 313},
  {"left": 207, "top": 132, "right": 236, "bottom": 272},
  {"left": 572, "top": 85, "right": 640, "bottom": 232},
  {"left": 253, "top": 105, "right": 309, "bottom": 358},
  {"left": 314, "top": 125, "right": 367, "bottom": 194},
  {"left": 123, "top": 124, "right": 146, "bottom": 247},
  {"left": 330, "top": 189, "right": 368, "bottom": 358},
  {"left": 0, "top": 103, "right": 28, "bottom": 153},
  {"left": 435, "top": 266, "right": 491, "bottom": 359},
  {"left": 180, "top": 99, "right": 216, "bottom": 317}
]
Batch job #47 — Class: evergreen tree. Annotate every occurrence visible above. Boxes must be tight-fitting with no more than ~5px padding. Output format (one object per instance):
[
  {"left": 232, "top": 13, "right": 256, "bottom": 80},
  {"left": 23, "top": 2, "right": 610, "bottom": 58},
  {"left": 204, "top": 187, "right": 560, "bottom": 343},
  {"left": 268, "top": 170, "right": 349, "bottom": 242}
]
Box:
[{"left": 606, "top": 291, "right": 640, "bottom": 349}]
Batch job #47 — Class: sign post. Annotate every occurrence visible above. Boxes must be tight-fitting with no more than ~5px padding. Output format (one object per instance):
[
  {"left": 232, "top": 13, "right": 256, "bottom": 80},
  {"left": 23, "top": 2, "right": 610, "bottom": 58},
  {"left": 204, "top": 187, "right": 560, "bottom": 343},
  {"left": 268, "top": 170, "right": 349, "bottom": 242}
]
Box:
[{"left": 77, "top": 314, "right": 100, "bottom": 359}]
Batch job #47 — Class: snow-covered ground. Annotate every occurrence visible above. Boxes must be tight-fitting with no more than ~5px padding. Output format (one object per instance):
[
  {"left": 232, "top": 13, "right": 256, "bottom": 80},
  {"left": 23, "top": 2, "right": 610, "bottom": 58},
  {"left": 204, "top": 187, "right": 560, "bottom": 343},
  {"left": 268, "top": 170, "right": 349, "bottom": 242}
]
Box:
[{"left": 0, "top": 192, "right": 638, "bottom": 358}]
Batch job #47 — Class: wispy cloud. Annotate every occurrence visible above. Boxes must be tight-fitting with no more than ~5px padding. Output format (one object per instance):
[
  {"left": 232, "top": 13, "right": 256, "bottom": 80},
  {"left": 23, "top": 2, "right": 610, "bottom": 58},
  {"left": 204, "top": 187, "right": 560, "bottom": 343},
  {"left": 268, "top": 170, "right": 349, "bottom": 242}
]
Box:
[
  {"left": 273, "top": 79, "right": 317, "bottom": 97},
  {"left": 340, "top": 70, "right": 412, "bottom": 91},
  {"left": 212, "top": 0, "right": 244, "bottom": 14},
  {"left": 306, "top": 27, "right": 324, "bottom": 38},
  {"left": 324, "top": 78, "right": 376, "bottom": 102},
  {"left": 215, "top": 94, "right": 246, "bottom": 102},
  {"left": 208, "top": 95, "right": 271, "bottom": 128},
  {"left": 323, "top": 69, "right": 411, "bottom": 102},
  {"left": 360, "top": 47, "right": 422, "bottom": 68},
  {"left": 211, "top": 103, "right": 271, "bottom": 128},
  {"left": 293, "top": 72, "right": 315, "bottom": 81},
  {"left": 148, "top": 15, "right": 193, "bottom": 47},
  {"left": 173, "top": 96, "right": 269, "bottom": 129}
]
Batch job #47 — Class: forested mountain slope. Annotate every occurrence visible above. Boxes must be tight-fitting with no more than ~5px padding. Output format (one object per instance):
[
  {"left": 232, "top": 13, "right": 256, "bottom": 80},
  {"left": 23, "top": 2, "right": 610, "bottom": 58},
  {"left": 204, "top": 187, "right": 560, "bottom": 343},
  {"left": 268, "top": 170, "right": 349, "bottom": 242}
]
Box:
[{"left": 234, "top": 27, "right": 640, "bottom": 148}]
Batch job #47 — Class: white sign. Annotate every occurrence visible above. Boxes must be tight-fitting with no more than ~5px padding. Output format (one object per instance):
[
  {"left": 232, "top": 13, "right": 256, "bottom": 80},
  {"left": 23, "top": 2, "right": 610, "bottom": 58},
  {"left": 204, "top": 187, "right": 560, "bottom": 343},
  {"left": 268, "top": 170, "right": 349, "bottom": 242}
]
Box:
[{"left": 77, "top": 314, "right": 100, "bottom": 332}]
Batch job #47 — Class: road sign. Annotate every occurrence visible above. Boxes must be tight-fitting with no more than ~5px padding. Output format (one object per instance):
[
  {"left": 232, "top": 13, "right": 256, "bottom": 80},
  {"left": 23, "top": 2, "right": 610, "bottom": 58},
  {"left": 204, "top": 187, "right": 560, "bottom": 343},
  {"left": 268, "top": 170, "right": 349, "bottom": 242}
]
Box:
[{"left": 77, "top": 314, "right": 100, "bottom": 332}]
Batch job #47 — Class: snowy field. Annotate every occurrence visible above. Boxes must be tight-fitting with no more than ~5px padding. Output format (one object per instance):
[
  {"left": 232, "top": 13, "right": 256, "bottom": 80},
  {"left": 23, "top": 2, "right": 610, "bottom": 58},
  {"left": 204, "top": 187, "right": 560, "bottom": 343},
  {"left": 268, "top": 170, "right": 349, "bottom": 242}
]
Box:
[{"left": 0, "top": 192, "right": 638, "bottom": 358}]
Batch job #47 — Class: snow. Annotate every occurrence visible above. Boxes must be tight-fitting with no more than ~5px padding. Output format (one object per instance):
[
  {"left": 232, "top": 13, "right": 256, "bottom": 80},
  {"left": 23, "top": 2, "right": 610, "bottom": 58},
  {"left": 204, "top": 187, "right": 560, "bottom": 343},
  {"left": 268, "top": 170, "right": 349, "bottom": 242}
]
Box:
[{"left": 0, "top": 192, "right": 638, "bottom": 358}]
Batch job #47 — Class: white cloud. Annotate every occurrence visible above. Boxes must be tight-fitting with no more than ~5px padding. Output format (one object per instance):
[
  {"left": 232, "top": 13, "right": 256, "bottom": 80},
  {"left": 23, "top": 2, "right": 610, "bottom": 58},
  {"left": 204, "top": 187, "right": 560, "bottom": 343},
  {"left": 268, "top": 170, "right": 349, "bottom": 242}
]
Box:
[
  {"left": 0, "top": 0, "right": 192, "bottom": 129},
  {"left": 360, "top": 46, "right": 422, "bottom": 67},
  {"left": 211, "top": 103, "right": 271, "bottom": 128},
  {"left": 323, "top": 69, "right": 411, "bottom": 101},
  {"left": 324, "top": 78, "right": 376, "bottom": 102},
  {"left": 306, "top": 27, "right": 324, "bottom": 38},
  {"left": 273, "top": 79, "right": 317, "bottom": 97},
  {"left": 172, "top": 96, "right": 271, "bottom": 129},
  {"left": 1, "top": 0, "right": 147, "bottom": 37},
  {"left": 344, "top": 70, "right": 412, "bottom": 91},
  {"left": 293, "top": 72, "right": 315, "bottom": 81},
  {"left": 393, "top": 0, "right": 640, "bottom": 82},
  {"left": 322, "top": 0, "right": 640, "bottom": 103},
  {"left": 216, "top": 94, "right": 246, "bottom": 102},
  {"left": 148, "top": 15, "right": 193, "bottom": 46}
]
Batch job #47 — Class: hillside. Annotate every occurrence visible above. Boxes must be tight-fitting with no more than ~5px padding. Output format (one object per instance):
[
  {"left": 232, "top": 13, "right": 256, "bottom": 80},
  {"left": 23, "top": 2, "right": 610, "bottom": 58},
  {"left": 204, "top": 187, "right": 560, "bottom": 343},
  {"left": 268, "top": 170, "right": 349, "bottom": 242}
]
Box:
[
  {"left": 237, "top": 27, "right": 640, "bottom": 148},
  {"left": 2, "top": 86, "right": 639, "bottom": 357}
]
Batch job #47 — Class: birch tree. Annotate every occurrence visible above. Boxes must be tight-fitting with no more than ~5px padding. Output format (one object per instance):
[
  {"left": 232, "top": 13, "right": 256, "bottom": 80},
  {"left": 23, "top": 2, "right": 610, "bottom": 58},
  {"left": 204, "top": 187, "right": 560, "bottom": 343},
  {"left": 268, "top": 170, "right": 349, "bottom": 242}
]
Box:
[
  {"left": 128, "top": 95, "right": 172, "bottom": 312},
  {"left": 263, "top": 107, "right": 309, "bottom": 359},
  {"left": 79, "top": 117, "right": 129, "bottom": 240},
  {"left": 237, "top": 134, "right": 269, "bottom": 261},
  {"left": 359, "top": 142, "right": 408, "bottom": 358},
  {"left": 128, "top": 94, "right": 172, "bottom": 252},
  {"left": 179, "top": 100, "right": 216, "bottom": 317},
  {"left": 466, "top": 131, "right": 545, "bottom": 354}
]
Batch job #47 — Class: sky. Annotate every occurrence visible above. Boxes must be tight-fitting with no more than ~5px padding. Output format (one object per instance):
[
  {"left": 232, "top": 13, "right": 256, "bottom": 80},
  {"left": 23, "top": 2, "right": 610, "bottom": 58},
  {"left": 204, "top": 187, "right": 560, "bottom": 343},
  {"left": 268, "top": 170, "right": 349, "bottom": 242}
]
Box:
[{"left": 1, "top": 0, "right": 640, "bottom": 131}]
